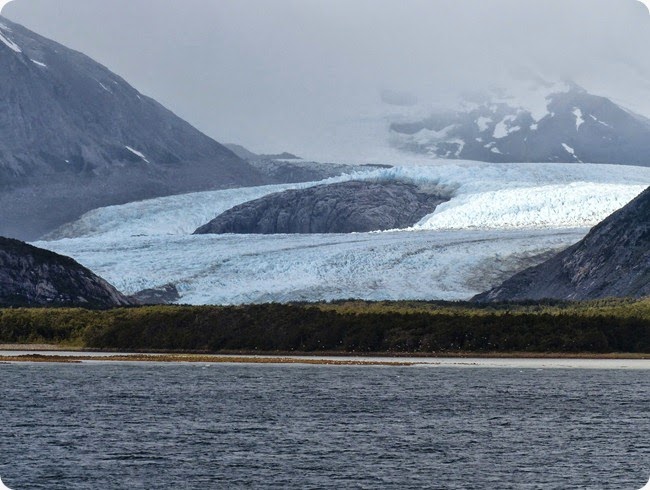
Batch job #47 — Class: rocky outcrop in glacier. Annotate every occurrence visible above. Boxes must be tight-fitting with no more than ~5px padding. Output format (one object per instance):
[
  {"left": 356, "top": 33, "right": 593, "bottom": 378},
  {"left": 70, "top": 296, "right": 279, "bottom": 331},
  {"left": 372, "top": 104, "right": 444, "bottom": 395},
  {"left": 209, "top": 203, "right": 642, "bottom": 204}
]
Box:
[{"left": 194, "top": 181, "right": 451, "bottom": 234}]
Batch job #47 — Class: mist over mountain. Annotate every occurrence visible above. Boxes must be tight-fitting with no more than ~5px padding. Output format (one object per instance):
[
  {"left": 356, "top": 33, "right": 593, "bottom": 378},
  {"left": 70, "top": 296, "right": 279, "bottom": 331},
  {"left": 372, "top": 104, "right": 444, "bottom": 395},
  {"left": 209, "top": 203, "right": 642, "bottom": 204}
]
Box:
[
  {"left": 0, "top": 16, "right": 267, "bottom": 240},
  {"left": 4, "top": 0, "right": 650, "bottom": 161},
  {"left": 390, "top": 84, "right": 650, "bottom": 165}
]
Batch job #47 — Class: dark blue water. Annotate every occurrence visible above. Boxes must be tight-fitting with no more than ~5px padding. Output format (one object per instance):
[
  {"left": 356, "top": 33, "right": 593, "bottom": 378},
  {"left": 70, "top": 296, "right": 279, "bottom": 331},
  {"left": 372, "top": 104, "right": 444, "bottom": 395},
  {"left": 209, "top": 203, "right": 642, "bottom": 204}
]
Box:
[{"left": 0, "top": 363, "right": 648, "bottom": 489}]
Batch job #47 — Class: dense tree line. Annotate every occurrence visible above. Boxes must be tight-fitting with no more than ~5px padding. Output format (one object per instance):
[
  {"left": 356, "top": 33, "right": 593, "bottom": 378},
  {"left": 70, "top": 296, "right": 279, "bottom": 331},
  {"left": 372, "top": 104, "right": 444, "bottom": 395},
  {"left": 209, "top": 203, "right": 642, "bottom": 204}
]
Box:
[{"left": 0, "top": 299, "right": 649, "bottom": 353}]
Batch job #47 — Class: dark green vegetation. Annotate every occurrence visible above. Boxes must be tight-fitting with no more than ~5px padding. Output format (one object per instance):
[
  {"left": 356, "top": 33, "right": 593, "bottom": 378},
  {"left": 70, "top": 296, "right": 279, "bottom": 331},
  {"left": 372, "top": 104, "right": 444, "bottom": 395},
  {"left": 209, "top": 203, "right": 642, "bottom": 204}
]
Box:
[{"left": 1, "top": 299, "right": 649, "bottom": 354}]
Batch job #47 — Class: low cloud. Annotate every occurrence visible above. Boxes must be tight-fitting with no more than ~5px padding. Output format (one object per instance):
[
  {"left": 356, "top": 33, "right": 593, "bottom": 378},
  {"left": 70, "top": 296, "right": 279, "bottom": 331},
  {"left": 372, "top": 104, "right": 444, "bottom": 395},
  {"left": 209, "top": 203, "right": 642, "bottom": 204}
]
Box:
[{"left": 4, "top": 0, "right": 650, "bottom": 161}]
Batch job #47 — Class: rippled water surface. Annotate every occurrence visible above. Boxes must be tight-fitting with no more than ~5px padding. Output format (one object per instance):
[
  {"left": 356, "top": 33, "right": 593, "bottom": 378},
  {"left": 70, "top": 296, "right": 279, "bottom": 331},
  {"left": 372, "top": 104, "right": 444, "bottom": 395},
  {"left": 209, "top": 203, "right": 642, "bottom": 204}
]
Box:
[{"left": 0, "top": 363, "right": 648, "bottom": 489}]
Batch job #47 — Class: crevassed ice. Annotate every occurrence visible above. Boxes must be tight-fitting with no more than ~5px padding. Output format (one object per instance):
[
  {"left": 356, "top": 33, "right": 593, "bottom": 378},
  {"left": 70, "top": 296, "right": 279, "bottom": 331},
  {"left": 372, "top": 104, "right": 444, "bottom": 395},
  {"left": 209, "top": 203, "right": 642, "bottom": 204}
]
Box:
[
  {"left": 35, "top": 229, "right": 586, "bottom": 304},
  {"left": 412, "top": 182, "right": 646, "bottom": 231},
  {"left": 47, "top": 161, "right": 650, "bottom": 239},
  {"left": 35, "top": 161, "right": 650, "bottom": 304}
]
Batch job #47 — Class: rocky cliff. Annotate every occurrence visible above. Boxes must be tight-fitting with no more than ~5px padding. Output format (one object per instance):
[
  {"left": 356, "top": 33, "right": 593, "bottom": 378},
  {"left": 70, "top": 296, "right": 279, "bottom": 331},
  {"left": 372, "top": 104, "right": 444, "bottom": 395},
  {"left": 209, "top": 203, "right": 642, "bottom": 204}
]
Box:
[{"left": 0, "top": 236, "right": 132, "bottom": 307}]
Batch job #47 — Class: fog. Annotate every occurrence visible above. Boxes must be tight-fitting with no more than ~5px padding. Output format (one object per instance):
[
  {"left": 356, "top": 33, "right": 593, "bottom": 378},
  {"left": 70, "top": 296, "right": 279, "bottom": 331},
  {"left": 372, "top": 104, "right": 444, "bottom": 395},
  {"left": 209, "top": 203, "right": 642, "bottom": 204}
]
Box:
[{"left": 3, "top": 0, "right": 650, "bottom": 161}]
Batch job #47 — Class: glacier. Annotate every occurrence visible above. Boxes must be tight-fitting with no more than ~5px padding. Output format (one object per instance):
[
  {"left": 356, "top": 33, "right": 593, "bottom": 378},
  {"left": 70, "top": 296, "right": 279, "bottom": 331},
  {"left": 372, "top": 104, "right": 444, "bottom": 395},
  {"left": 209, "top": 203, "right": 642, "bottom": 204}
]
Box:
[{"left": 35, "top": 161, "right": 650, "bottom": 304}]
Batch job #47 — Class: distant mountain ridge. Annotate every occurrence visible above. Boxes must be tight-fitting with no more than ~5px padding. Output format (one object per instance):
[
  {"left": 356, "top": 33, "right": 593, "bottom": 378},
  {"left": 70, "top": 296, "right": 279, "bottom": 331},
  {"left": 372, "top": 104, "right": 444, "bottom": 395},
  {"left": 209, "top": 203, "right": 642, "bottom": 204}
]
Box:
[
  {"left": 0, "top": 236, "right": 132, "bottom": 307},
  {"left": 474, "top": 186, "right": 650, "bottom": 302},
  {"left": 390, "top": 84, "right": 650, "bottom": 166},
  {"left": 224, "top": 143, "right": 381, "bottom": 183},
  {"left": 0, "top": 16, "right": 268, "bottom": 240}
]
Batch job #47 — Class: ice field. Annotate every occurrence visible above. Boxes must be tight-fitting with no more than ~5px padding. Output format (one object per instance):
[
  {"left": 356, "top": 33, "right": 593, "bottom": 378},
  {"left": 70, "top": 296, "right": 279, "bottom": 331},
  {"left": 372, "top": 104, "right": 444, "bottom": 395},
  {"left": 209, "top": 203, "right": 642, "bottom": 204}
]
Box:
[{"left": 36, "top": 161, "right": 650, "bottom": 303}]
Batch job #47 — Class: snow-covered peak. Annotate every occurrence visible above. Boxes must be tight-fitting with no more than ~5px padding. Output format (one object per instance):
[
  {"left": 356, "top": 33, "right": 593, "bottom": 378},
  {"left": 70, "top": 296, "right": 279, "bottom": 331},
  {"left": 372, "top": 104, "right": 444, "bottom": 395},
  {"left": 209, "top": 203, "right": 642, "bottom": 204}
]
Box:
[
  {"left": 458, "top": 80, "right": 572, "bottom": 123},
  {"left": 389, "top": 83, "right": 650, "bottom": 166}
]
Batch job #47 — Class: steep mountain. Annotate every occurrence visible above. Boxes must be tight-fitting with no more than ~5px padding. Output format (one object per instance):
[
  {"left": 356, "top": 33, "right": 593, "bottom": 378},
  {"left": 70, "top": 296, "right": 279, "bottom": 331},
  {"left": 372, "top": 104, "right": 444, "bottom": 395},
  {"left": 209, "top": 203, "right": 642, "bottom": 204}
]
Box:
[
  {"left": 474, "top": 187, "right": 650, "bottom": 302},
  {"left": 0, "top": 16, "right": 267, "bottom": 240},
  {"left": 194, "top": 181, "right": 451, "bottom": 234},
  {"left": 390, "top": 84, "right": 650, "bottom": 166},
  {"left": 0, "top": 236, "right": 132, "bottom": 307}
]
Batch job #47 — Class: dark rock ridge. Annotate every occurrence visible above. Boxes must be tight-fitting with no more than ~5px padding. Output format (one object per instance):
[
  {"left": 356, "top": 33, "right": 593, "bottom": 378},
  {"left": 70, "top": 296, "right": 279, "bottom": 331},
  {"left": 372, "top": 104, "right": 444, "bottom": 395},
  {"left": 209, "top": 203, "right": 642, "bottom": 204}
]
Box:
[
  {"left": 224, "top": 144, "right": 260, "bottom": 161},
  {"left": 223, "top": 144, "right": 299, "bottom": 162},
  {"left": 0, "top": 236, "right": 132, "bottom": 307},
  {"left": 258, "top": 152, "right": 301, "bottom": 160},
  {"left": 390, "top": 84, "right": 650, "bottom": 166},
  {"left": 0, "top": 16, "right": 268, "bottom": 240},
  {"left": 225, "top": 143, "right": 381, "bottom": 183},
  {"left": 194, "top": 180, "right": 452, "bottom": 234},
  {"left": 474, "top": 187, "right": 650, "bottom": 302}
]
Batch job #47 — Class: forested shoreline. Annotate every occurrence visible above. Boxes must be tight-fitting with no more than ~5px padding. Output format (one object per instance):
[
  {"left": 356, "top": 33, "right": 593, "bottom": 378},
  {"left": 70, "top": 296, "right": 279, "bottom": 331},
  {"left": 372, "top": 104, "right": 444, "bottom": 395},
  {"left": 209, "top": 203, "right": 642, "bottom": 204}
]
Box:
[{"left": 0, "top": 299, "right": 649, "bottom": 354}]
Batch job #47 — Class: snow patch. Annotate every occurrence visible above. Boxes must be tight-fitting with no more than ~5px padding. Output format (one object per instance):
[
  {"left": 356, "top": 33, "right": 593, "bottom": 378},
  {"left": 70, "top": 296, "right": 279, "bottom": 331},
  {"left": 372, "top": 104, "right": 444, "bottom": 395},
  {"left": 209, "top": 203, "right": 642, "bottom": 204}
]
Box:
[
  {"left": 476, "top": 117, "right": 492, "bottom": 132},
  {"left": 98, "top": 81, "right": 111, "bottom": 93},
  {"left": 493, "top": 115, "right": 517, "bottom": 138},
  {"left": 125, "top": 146, "right": 150, "bottom": 163},
  {"left": 589, "top": 114, "right": 612, "bottom": 128},
  {"left": 31, "top": 59, "right": 47, "bottom": 67},
  {"left": 561, "top": 143, "right": 581, "bottom": 162},
  {"left": 0, "top": 30, "right": 21, "bottom": 53},
  {"left": 573, "top": 108, "right": 585, "bottom": 131}
]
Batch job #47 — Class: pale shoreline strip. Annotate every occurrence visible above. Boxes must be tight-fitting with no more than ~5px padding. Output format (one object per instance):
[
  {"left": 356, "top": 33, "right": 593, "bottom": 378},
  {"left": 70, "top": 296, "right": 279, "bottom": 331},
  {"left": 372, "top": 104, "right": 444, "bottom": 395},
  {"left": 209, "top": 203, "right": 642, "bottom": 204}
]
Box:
[{"left": 1, "top": 353, "right": 650, "bottom": 369}]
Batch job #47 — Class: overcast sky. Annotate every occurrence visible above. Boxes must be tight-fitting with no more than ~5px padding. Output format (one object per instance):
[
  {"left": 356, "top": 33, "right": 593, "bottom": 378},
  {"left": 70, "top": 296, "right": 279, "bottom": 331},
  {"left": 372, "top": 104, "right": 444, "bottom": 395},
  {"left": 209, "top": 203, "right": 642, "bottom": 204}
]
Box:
[{"left": 3, "top": 0, "right": 650, "bottom": 160}]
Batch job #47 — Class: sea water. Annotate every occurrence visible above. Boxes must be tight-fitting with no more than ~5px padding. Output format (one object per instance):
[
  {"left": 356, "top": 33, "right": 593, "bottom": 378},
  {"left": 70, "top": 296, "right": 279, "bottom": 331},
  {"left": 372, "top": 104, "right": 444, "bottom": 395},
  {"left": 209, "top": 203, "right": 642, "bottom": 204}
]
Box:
[{"left": 0, "top": 363, "right": 648, "bottom": 489}]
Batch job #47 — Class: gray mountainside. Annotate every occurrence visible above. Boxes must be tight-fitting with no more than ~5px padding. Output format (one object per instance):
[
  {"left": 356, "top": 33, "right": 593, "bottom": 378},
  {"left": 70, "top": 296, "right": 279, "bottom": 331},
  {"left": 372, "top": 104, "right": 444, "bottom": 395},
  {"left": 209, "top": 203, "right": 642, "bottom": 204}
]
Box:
[
  {"left": 0, "top": 16, "right": 267, "bottom": 240},
  {"left": 224, "top": 143, "right": 384, "bottom": 184},
  {"left": 194, "top": 181, "right": 451, "bottom": 234},
  {"left": 474, "top": 187, "right": 650, "bottom": 302},
  {"left": 390, "top": 85, "right": 650, "bottom": 165},
  {"left": 0, "top": 236, "right": 132, "bottom": 307}
]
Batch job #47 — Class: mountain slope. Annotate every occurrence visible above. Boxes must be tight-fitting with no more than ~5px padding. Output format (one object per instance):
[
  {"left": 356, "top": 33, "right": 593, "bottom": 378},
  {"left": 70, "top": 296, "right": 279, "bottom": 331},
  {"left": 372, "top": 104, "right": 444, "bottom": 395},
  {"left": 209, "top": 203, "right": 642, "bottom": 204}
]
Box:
[
  {"left": 0, "top": 16, "right": 267, "bottom": 240},
  {"left": 390, "top": 84, "right": 650, "bottom": 166},
  {"left": 0, "top": 236, "right": 132, "bottom": 307},
  {"left": 474, "top": 187, "right": 650, "bottom": 301}
]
